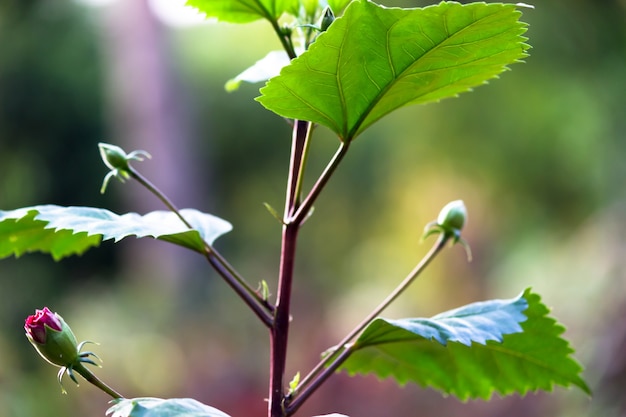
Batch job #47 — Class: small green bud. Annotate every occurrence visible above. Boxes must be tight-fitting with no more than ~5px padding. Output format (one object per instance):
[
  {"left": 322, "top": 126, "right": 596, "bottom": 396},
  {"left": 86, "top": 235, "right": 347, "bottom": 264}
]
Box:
[
  {"left": 288, "top": 371, "right": 301, "bottom": 394},
  {"left": 437, "top": 200, "right": 467, "bottom": 233},
  {"left": 98, "top": 142, "right": 151, "bottom": 194},
  {"left": 99, "top": 143, "right": 129, "bottom": 172},
  {"left": 423, "top": 200, "right": 471, "bottom": 261},
  {"left": 319, "top": 6, "right": 335, "bottom": 32}
]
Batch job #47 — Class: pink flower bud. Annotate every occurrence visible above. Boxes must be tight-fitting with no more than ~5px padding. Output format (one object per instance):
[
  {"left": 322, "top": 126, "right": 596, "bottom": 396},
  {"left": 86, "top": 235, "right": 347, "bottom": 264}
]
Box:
[
  {"left": 24, "top": 307, "right": 63, "bottom": 344},
  {"left": 24, "top": 308, "right": 122, "bottom": 398},
  {"left": 25, "top": 307, "right": 79, "bottom": 368}
]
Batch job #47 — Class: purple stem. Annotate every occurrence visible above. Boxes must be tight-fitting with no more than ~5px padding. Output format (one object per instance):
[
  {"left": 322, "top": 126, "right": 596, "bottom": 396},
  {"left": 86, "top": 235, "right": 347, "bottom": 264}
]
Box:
[{"left": 268, "top": 120, "right": 311, "bottom": 417}]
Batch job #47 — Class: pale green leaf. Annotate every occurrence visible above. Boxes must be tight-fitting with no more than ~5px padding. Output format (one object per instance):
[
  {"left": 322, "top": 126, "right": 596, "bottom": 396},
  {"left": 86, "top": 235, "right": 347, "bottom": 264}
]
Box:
[
  {"left": 0, "top": 205, "right": 232, "bottom": 260},
  {"left": 185, "top": 0, "right": 299, "bottom": 23},
  {"left": 107, "top": 398, "right": 231, "bottom": 417},
  {"left": 257, "top": 0, "right": 530, "bottom": 140},
  {"left": 226, "top": 50, "right": 291, "bottom": 92},
  {"left": 339, "top": 289, "right": 590, "bottom": 400},
  {"left": 356, "top": 289, "right": 528, "bottom": 348}
]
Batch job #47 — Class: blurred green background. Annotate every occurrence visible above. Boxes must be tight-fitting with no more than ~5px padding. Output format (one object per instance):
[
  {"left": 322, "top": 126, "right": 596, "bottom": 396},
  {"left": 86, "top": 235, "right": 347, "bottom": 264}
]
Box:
[{"left": 0, "top": 0, "right": 624, "bottom": 416}]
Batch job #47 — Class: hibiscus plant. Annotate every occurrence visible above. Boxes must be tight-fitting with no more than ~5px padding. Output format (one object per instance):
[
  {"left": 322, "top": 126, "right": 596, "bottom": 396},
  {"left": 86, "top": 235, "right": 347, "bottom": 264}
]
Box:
[{"left": 1, "top": 1, "right": 590, "bottom": 417}]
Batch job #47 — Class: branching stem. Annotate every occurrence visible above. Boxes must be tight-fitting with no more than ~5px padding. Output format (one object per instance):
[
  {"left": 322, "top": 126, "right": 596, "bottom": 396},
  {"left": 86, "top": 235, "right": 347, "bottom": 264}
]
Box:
[
  {"left": 286, "top": 233, "right": 450, "bottom": 415},
  {"left": 290, "top": 141, "right": 350, "bottom": 225}
]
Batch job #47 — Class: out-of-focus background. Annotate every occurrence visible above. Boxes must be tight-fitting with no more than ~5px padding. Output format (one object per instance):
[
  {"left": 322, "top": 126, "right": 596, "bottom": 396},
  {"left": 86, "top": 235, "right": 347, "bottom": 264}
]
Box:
[{"left": 0, "top": 0, "right": 624, "bottom": 416}]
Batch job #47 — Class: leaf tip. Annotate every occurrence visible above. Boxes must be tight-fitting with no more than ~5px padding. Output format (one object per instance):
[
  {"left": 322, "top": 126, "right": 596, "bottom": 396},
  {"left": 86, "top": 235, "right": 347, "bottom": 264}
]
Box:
[
  {"left": 516, "top": 3, "right": 535, "bottom": 9},
  {"left": 225, "top": 78, "right": 241, "bottom": 92}
]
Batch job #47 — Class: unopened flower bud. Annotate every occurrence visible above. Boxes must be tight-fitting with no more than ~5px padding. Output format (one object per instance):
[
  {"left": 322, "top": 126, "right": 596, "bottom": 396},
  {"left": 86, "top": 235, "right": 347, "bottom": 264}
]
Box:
[
  {"left": 423, "top": 200, "right": 471, "bottom": 261},
  {"left": 437, "top": 200, "right": 467, "bottom": 233},
  {"left": 25, "top": 307, "right": 79, "bottom": 368},
  {"left": 24, "top": 307, "right": 122, "bottom": 398},
  {"left": 99, "top": 143, "right": 130, "bottom": 172},
  {"left": 319, "top": 6, "right": 335, "bottom": 32},
  {"left": 98, "top": 142, "right": 151, "bottom": 194}
]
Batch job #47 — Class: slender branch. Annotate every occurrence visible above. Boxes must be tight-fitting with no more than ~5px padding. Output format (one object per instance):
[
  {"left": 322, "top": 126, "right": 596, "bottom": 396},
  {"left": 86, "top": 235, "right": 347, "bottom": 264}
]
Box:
[
  {"left": 204, "top": 251, "right": 274, "bottom": 327},
  {"left": 128, "top": 166, "right": 274, "bottom": 325},
  {"left": 289, "top": 141, "right": 350, "bottom": 225},
  {"left": 285, "top": 120, "right": 313, "bottom": 217},
  {"left": 128, "top": 167, "right": 192, "bottom": 229},
  {"left": 286, "top": 233, "right": 450, "bottom": 414},
  {"left": 267, "top": 17, "right": 297, "bottom": 60},
  {"left": 291, "top": 122, "right": 314, "bottom": 211},
  {"left": 286, "top": 347, "right": 353, "bottom": 416}
]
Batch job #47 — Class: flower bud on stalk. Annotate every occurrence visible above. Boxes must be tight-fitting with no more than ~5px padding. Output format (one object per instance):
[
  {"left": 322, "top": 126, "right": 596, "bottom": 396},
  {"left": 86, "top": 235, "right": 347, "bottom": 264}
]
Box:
[
  {"left": 423, "top": 200, "right": 472, "bottom": 261},
  {"left": 98, "top": 142, "right": 151, "bottom": 194},
  {"left": 436, "top": 200, "right": 467, "bottom": 237},
  {"left": 24, "top": 307, "right": 123, "bottom": 399},
  {"left": 25, "top": 307, "right": 79, "bottom": 367}
]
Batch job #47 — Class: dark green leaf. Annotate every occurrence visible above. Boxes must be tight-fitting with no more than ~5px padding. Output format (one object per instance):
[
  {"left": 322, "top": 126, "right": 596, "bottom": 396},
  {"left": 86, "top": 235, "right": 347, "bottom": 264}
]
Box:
[
  {"left": 0, "top": 205, "right": 232, "bottom": 260},
  {"left": 185, "top": 0, "right": 299, "bottom": 23},
  {"left": 339, "top": 289, "right": 590, "bottom": 400},
  {"left": 107, "top": 398, "right": 231, "bottom": 417},
  {"left": 257, "top": 1, "right": 531, "bottom": 140}
]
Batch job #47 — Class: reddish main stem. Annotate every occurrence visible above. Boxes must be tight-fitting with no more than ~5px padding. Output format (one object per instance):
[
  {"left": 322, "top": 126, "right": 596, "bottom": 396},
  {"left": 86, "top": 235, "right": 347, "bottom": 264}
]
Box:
[
  {"left": 268, "top": 120, "right": 309, "bottom": 417},
  {"left": 269, "top": 224, "right": 299, "bottom": 417}
]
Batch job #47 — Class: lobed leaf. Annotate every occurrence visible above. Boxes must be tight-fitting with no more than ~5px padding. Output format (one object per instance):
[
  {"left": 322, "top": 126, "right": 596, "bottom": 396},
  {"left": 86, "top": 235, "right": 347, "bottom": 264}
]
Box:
[
  {"left": 257, "top": 0, "right": 531, "bottom": 141},
  {"left": 107, "top": 398, "right": 231, "bottom": 417},
  {"left": 185, "top": 0, "right": 299, "bottom": 23},
  {"left": 339, "top": 289, "right": 590, "bottom": 400},
  {"left": 0, "top": 205, "right": 232, "bottom": 260}
]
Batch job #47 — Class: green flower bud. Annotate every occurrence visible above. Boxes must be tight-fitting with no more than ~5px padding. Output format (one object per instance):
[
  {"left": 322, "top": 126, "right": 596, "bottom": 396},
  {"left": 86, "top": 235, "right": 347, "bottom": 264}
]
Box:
[
  {"left": 319, "top": 6, "right": 335, "bottom": 32},
  {"left": 25, "top": 307, "right": 79, "bottom": 368},
  {"left": 98, "top": 142, "right": 151, "bottom": 194},
  {"left": 422, "top": 200, "right": 471, "bottom": 261},
  {"left": 99, "top": 143, "right": 130, "bottom": 172},
  {"left": 437, "top": 200, "right": 467, "bottom": 233}
]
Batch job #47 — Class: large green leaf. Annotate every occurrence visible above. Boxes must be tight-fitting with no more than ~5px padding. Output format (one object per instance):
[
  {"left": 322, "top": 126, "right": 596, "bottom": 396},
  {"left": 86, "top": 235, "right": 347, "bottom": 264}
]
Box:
[
  {"left": 0, "top": 205, "right": 232, "bottom": 260},
  {"left": 185, "top": 0, "right": 299, "bottom": 23},
  {"left": 107, "top": 398, "right": 231, "bottom": 417},
  {"left": 339, "top": 289, "right": 590, "bottom": 400},
  {"left": 257, "top": 1, "right": 530, "bottom": 141}
]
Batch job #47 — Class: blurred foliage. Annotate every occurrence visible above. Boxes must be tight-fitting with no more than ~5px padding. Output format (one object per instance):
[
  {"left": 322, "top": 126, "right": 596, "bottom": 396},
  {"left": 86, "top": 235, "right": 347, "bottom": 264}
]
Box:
[{"left": 1, "top": 0, "right": 625, "bottom": 416}]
